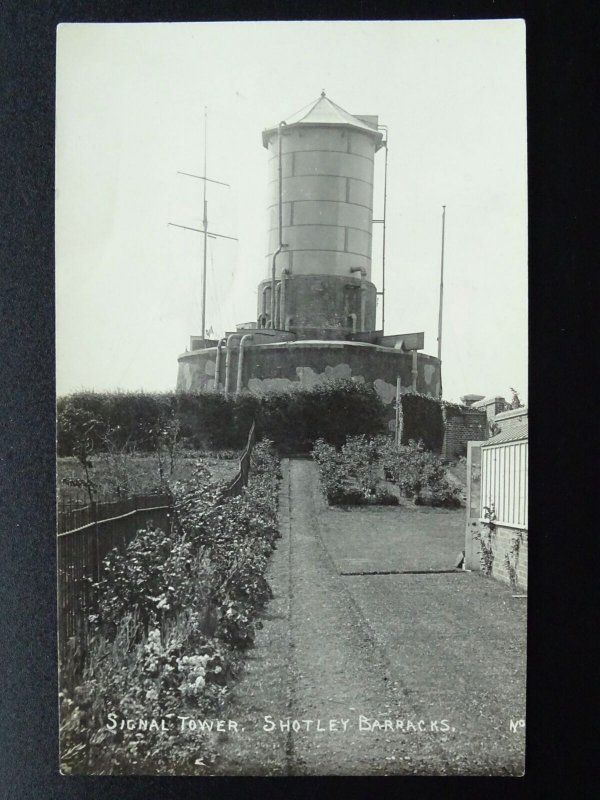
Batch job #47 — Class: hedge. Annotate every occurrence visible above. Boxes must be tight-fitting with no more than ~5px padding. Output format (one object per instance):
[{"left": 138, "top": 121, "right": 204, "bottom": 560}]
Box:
[
  {"left": 57, "top": 381, "right": 388, "bottom": 456},
  {"left": 399, "top": 393, "right": 445, "bottom": 452}
]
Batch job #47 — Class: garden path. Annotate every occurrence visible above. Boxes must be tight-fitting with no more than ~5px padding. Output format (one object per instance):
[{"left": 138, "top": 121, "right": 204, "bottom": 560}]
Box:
[{"left": 212, "top": 459, "right": 526, "bottom": 775}]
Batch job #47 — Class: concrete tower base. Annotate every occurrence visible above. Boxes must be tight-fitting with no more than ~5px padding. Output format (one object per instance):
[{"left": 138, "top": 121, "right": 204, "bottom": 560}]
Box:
[{"left": 177, "top": 338, "right": 441, "bottom": 431}]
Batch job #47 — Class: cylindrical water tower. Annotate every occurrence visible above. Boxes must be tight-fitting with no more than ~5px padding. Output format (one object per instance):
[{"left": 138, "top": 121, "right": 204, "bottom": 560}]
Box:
[
  {"left": 177, "top": 93, "right": 442, "bottom": 407},
  {"left": 257, "top": 92, "right": 384, "bottom": 337}
]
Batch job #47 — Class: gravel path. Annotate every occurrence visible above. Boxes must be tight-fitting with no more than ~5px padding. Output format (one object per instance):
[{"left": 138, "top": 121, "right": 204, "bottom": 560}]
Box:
[{"left": 212, "top": 459, "right": 526, "bottom": 776}]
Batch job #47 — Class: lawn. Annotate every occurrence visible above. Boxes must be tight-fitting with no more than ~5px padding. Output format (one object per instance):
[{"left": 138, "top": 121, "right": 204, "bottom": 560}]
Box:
[
  {"left": 319, "top": 501, "right": 467, "bottom": 574},
  {"left": 57, "top": 450, "right": 241, "bottom": 505}
]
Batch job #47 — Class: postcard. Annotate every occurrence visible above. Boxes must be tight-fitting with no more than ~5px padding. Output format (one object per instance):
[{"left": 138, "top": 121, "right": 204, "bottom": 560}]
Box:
[{"left": 56, "top": 19, "right": 527, "bottom": 775}]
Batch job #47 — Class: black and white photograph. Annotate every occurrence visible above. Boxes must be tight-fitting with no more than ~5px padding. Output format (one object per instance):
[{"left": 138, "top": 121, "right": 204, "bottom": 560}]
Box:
[{"left": 56, "top": 19, "right": 528, "bottom": 776}]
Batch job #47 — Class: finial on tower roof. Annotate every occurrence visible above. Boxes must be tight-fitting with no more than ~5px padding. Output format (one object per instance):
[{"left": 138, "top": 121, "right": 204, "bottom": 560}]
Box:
[{"left": 321, "top": 89, "right": 326, "bottom": 97}]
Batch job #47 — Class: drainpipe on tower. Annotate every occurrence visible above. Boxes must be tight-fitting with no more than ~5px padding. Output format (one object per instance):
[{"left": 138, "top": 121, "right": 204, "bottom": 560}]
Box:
[
  {"left": 214, "top": 337, "right": 226, "bottom": 391},
  {"left": 235, "top": 334, "right": 254, "bottom": 397},
  {"left": 350, "top": 266, "right": 367, "bottom": 331},
  {"left": 280, "top": 268, "right": 290, "bottom": 330},
  {"left": 270, "top": 121, "right": 287, "bottom": 328},
  {"left": 224, "top": 333, "right": 244, "bottom": 398},
  {"left": 411, "top": 349, "right": 418, "bottom": 392},
  {"left": 275, "top": 282, "right": 282, "bottom": 330}
]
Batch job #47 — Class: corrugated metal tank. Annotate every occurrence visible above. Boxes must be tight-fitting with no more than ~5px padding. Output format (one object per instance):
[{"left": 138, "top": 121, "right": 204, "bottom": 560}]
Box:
[{"left": 258, "top": 94, "right": 384, "bottom": 335}]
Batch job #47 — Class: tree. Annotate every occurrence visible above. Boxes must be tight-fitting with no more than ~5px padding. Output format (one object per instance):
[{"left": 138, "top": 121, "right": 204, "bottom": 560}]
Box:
[{"left": 58, "top": 405, "right": 100, "bottom": 504}]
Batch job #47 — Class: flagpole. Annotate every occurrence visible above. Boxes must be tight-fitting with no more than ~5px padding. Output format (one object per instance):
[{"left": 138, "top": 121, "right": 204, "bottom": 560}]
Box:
[
  {"left": 437, "top": 205, "right": 446, "bottom": 396},
  {"left": 201, "top": 107, "right": 208, "bottom": 345}
]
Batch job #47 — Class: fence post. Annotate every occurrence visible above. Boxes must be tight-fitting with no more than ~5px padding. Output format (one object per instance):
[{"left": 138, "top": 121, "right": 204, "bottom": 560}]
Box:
[
  {"left": 92, "top": 501, "right": 101, "bottom": 584},
  {"left": 464, "top": 441, "right": 482, "bottom": 571},
  {"left": 395, "top": 377, "right": 402, "bottom": 447}
]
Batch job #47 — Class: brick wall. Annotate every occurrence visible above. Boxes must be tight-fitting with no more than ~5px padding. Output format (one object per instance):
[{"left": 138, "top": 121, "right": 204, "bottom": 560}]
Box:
[
  {"left": 472, "top": 396, "right": 508, "bottom": 423},
  {"left": 494, "top": 407, "right": 528, "bottom": 434},
  {"left": 488, "top": 524, "right": 528, "bottom": 591},
  {"left": 441, "top": 408, "right": 487, "bottom": 460}
]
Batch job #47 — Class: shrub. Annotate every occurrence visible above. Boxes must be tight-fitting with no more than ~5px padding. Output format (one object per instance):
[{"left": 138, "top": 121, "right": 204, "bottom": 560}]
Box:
[
  {"left": 59, "top": 615, "right": 227, "bottom": 775},
  {"left": 385, "top": 441, "right": 462, "bottom": 507},
  {"left": 313, "top": 435, "right": 462, "bottom": 509},
  {"left": 312, "top": 435, "right": 390, "bottom": 505},
  {"left": 399, "top": 393, "right": 445, "bottom": 453},
  {"left": 374, "top": 489, "right": 400, "bottom": 506},
  {"left": 60, "top": 439, "right": 282, "bottom": 774},
  {"left": 57, "top": 382, "right": 388, "bottom": 457}
]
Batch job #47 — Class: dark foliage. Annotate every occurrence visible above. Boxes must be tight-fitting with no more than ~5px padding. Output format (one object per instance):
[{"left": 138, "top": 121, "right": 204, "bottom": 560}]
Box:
[
  {"left": 57, "top": 381, "right": 388, "bottom": 457},
  {"left": 400, "top": 393, "right": 445, "bottom": 453}
]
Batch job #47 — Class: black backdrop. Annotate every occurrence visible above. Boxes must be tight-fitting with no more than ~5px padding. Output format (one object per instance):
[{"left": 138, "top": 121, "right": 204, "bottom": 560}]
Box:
[{"left": 0, "top": 2, "right": 594, "bottom": 798}]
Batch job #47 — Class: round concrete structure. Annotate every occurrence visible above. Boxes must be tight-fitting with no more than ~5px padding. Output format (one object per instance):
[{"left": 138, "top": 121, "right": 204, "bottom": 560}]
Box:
[
  {"left": 177, "top": 340, "right": 441, "bottom": 424},
  {"left": 176, "top": 95, "right": 443, "bottom": 409},
  {"left": 259, "top": 94, "right": 384, "bottom": 335}
]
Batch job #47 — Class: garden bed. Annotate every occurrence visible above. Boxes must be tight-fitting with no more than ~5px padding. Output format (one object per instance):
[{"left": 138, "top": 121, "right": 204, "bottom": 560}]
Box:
[
  {"left": 57, "top": 451, "right": 240, "bottom": 505},
  {"left": 59, "top": 441, "right": 282, "bottom": 775},
  {"left": 312, "top": 435, "right": 463, "bottom": 509}
]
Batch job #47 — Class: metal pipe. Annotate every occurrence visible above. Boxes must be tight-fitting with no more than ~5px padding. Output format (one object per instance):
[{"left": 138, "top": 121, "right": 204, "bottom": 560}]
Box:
[
  {"left": 262, "top": 284, "right": 268, "bottom": 317},
  {"left": 224, "top": 333, "right": 243, "bottom": 398},
  {"left": 381, "top": 132, "right": 389, "bottom": 333},
  {"left": 270, "top": 121, "right": 287, "bottom": 327},
  {"left": 360, "top": 283, "right": 367, "bottom": 332},
  {"left": 235, "top": 334, "right": 254, "bottom": 396},
  {"left": 411, "top": 349, "right": 418, "bottom": 392},
  {"left": 269, "top": 249, "right": 282, "bottom": 329},
  {"left": 214, "top": 337, "right": 226, "bottom": 391},
  {"left": 437, "top": 205, "right": 446, "bottom": 397},
  {"left": 275, "top": 281, "right": 282, "bottom": 329},
  {"left": 201, "top": 108, "right": 208, "bottom": 347},
  {"left": 351, "top": 266, "right": 367, "bottom": 331},
  {"left": 280, "top": 269, "right": 289, "bottom": 330},
  {"left": 395, "top": 375, "right": 402, "bottom": 446}
]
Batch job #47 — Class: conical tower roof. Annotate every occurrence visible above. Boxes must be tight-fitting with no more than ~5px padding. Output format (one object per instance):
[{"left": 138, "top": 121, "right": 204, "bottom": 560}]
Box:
[{"left": 262, "top": 92, "right": 384, "bottom": 149}]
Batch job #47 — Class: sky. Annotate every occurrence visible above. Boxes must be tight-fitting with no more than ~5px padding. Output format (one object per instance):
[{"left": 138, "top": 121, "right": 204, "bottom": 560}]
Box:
[{"left": 56, "top": 20, "right": 527, "bottom": 404}]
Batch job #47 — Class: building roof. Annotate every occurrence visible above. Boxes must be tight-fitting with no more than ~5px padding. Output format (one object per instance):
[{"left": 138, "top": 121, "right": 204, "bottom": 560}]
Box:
[
  {"left": 483, "top": 421, "right": 528, "bottom": 446},
  {"left": 262, "top": 92, "right": 384, "bottom": 149}
]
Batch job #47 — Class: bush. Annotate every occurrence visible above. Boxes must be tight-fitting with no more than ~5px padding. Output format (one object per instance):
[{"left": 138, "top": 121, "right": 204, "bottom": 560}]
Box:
[
  {"left": 59, "top": 439, "right": 282, "bottom": 774},
  {"left": 57, "top": 382, "right": 388, "bottom": 457},
  {"left": 384, "top": 440, "right": 462, "bottom": 507},
  {"left": 399, "top": 393, "right": 445, "bottom": 453},
  {"left": 313, "top": 435, "right": 462, "bottom": 508},
  {"left": 312, "top": 435, "right": 390, "bottom": 505}
]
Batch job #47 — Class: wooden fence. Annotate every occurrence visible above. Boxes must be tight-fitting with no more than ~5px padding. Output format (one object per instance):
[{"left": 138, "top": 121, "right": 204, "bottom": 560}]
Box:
[
  {"left": 57, "top": 422, "right": 257, "bottom": 668},
  {"left": 480, "top": 437, "right": 528, "bottom": 529},
  {"left": 57, "top": 494, "right": 172, "bottom": 665},
  {"left": 220, "top": 421, "right": 256, "bottom": 499}
]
